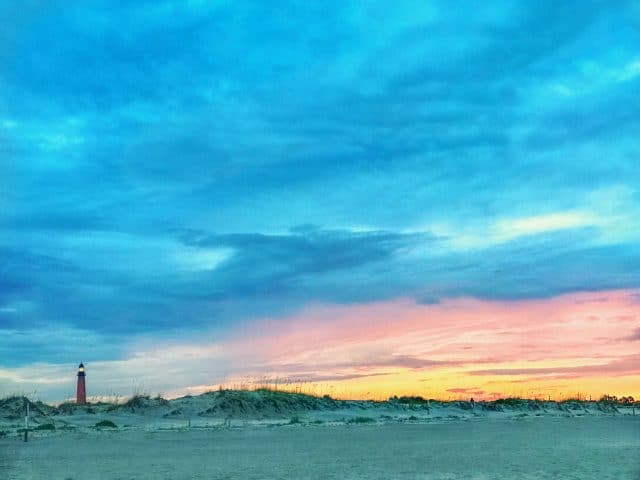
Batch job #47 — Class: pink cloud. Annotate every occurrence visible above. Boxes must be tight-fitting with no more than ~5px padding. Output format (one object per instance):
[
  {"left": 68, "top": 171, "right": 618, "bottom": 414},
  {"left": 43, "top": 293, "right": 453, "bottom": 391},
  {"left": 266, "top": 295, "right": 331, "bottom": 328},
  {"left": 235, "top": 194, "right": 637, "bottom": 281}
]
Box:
[
  {"left": 470, "top": 354, "right": 640, "bottom": 378},
  {"left": 446, "top": 387, "right": 485, "bottom": 395},
  {"left": 218, "top": 289, "right": 640, "bottom": 391},
  {"left": 623, "top": 327, "right": 640, "bottom": 341}
]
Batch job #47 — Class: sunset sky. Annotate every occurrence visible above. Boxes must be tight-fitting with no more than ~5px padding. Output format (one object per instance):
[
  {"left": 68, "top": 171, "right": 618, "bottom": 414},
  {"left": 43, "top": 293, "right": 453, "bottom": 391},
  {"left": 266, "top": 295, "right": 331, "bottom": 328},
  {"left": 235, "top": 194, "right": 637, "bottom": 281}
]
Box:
[{"left": 1, "top": 1, "right": 639, "bottom": 402}]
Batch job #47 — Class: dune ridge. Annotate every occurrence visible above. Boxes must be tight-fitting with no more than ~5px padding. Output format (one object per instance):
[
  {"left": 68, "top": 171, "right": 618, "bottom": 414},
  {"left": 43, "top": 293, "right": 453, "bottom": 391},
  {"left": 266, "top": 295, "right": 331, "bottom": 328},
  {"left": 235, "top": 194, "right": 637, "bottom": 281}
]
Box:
[{"left": 1, "top": 389, "right": 636, "bottom": 436}]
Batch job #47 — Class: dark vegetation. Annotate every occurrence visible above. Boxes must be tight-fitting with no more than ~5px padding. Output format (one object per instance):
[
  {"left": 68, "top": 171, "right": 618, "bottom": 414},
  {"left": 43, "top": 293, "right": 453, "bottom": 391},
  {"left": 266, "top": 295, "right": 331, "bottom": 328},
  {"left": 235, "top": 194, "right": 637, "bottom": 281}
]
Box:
[
  {"left": 121, "top": 394, "right": 170, "bottom": 412},
  {"left": 197, "top": 388, "right": 343, "bottom": 417},
  {"left": 389, "top": 395, "right": 431, "bottom": 405},
  {"left": 0, "top": 396, "right": 54, "bottom": 419},
  {"left": 34, "top": 423, "right": 55, "bottom": 431},
  {"left": 600, "top": 394, "right": 635, "bottom": 405},
  {"left": 347, "top": 416, "right": 376, "bottom": 424},
  {"left": 95, "top": 420, "right": 117, "bottom": 428}
]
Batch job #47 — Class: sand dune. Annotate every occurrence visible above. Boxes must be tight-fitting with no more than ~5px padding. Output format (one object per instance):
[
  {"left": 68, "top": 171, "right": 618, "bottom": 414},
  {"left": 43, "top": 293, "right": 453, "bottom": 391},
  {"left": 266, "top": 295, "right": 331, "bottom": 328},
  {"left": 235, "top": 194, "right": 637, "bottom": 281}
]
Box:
[
  {"left": 1, "top": 391, "right": 639, "bottom": 479},
  {"left": 0, "top": 389, "right": 636, "bottom": 432}
]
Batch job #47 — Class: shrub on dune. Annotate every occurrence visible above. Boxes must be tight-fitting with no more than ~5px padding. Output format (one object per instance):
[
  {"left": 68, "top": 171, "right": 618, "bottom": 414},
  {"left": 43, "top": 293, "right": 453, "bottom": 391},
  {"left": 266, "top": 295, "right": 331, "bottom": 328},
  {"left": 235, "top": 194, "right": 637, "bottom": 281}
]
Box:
[
  {"left": 95, "top": 420, "right": 117, "bottom": 429},
  {"left": 347, "top": 417, "right": 376, "bottom": 424},
  {"left": 35, "top": 423, "right": 55, "bottom": 431}
]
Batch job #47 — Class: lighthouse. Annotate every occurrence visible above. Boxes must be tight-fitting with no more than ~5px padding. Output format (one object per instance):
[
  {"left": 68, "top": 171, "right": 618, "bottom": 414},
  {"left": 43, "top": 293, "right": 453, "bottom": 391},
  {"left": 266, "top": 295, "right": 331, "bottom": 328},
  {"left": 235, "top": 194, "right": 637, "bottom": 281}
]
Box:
[{"left": 76, "top": 362, "right": 86, "bottom": 404}]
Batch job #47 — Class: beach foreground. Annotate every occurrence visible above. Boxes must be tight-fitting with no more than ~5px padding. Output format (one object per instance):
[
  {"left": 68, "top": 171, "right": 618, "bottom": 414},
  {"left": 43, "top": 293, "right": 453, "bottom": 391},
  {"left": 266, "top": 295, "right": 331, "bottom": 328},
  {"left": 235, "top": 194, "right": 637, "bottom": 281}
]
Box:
[{"left": 2, "top": 417, "right": 638, "bottom": 480}]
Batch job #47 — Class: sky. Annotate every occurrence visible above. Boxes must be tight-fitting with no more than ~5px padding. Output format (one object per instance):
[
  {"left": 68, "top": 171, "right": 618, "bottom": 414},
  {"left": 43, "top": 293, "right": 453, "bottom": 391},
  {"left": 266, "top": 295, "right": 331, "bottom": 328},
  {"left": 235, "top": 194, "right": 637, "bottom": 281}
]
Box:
[{"left": 1, "top": 0, "right": 639, "bottom": 402}]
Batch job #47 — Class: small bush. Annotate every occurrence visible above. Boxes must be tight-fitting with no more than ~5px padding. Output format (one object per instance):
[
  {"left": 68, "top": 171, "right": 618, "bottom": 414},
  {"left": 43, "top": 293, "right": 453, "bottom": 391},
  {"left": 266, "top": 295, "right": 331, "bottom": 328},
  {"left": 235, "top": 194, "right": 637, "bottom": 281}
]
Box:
[
  {"left": 163, "top": 409, "right": 182, "bottom": 418},
  {"left": 393, "top": 396, "right": 429, "bottom": 405},
  {"left": 35, "top": 423, "right": 56, "bottom": 431},
  {"left": 599, "top": 394, "right": 618, "bottom": 404},
  {"left": 95, "top": 420, "right": 117, "bottom": 429},
  {"left": 289, "top": 416, "right": 301, "bottom": 424},
  {"left": 493, "top": 398, "right": 527, "bottom": 407},
  {"left": 347, "top": 416, "right": 375, "bottom": 424},
  {"left": 600, "top": 394, "right": 635, "bottom": 406},
  {"left": 123, "top": 395, "right": 150, "bottom": 410}
]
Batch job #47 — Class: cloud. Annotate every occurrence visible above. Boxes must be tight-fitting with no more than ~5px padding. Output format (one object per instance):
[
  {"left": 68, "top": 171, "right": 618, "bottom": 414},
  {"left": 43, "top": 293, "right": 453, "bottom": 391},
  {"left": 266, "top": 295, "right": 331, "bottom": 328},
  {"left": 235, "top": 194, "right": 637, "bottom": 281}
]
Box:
[
  {"left": 492, "top": 212, "right": 597, "bottom": 242},
  {"left": 176, "top": 228, "right": 428, "bottom": 300},
  {"left": 2, "top": 289, "right": 640, "bottom": 401},
  {"left": 250, "top": 372, "right": 392, "bottom": 384},
  {"left": 469, "top": 354, "right": 640, "bottom": 379},
  {"left": 1, "top": 1, "right": 639, "bottom": 399},
  {"left": 2, "top": 221, "right": 640, "bottom": 354},
  {"left": 446, "top": 387, "right": 485, "bottom": 395},
  {"left": 623, "top": 328, "right": 640, "bottom": 342},
  {"left": 276, "top": 356, "right": 459, "bottom": 373}
]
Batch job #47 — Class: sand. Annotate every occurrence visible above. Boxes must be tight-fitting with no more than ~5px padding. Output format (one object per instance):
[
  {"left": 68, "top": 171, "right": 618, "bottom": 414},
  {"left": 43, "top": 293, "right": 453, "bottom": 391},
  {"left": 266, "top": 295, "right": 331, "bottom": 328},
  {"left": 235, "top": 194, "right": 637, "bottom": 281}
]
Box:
[{"left": 2, "top": 416, "right": 639, "bottom": 479}]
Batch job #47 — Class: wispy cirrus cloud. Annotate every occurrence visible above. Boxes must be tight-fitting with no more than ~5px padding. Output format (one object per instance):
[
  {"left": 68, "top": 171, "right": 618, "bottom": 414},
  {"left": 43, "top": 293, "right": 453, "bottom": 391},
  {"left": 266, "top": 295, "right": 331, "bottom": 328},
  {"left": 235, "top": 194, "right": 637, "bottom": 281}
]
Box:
[
  {"left": 446, "top": 387, "right": 485, "bottom": 395},
  {"left": 469, "top": 354, "right": 640, "bottom": 379}
]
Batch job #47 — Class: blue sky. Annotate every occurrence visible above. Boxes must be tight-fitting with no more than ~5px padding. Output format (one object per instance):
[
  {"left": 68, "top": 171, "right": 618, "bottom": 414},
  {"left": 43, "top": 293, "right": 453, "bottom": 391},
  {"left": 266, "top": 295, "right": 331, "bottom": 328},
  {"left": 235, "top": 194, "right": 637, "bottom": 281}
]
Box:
[{"left": 1, "top": 1, "right": 639, "bottom": 400}]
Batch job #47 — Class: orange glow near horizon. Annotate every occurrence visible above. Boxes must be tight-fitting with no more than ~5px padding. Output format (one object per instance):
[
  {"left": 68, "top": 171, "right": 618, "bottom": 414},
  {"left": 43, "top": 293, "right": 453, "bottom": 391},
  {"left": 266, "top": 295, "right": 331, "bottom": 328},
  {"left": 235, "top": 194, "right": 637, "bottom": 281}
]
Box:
[
  {"left": 195, "top": 289, "right": 640, "bottom": 401},
  {"left": 199, "top": 368, "right": 640, "bottom": 403}
]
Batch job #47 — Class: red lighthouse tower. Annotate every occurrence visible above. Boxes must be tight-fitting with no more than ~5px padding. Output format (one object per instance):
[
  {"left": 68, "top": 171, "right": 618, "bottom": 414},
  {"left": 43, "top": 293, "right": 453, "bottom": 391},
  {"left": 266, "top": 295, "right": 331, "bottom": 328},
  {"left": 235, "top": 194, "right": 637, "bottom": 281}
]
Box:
[{"left": 76, "top": 362, "right": 86, "bottom": 404}]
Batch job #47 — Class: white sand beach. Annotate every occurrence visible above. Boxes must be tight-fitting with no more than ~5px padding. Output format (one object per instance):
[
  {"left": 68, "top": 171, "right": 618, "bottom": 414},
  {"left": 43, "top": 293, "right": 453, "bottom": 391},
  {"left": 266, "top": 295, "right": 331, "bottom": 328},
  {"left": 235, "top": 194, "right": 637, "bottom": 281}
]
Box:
[{"left": 2, "top": 417, "right": 639, "bottom": 480}]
